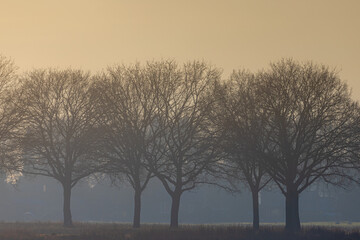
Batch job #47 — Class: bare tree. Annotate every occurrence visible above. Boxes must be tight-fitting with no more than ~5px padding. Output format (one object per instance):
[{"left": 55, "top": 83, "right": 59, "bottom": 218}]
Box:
[
  {"left": 0, "top": 55, "right": 23, "bottom": 178},
  {"left": 212, "top": 70, "right": 271, "bottom": 230},
  {"left": 254, "top": 59, "right": 360, "bottom": 232},
  {"left": 92, "top": 64, "right": 157, "bottom": 228},
  {"left": 18, "top": 69, "right": 102, "bottom": 227},
  {"left": 146, "top": 61, "right": 221, "bottom": 228}
]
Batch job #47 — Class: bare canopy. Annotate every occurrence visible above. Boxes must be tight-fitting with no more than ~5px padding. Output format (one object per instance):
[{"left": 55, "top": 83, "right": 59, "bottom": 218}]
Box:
[
  {"left": 254, "top": 59, "right": 360, "bottom": 232},
  {"left": 92, "top": 64, "right": 157, "bottom": 228},
  {"left": 0, "top": 55, "right": 23, "bottom": 179},
  {"left": 18, "top": 69, "right": 103, "bottom": 227},
  {"left": 212, "top": 70, "right": 272, "bottom": 230},
  {"left": 146, "top": 61, "right": 222, "bottom": 228}
]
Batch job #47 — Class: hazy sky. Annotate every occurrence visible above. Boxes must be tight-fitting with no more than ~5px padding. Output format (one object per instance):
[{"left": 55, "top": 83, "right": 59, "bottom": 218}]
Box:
[{"left": 1, "top": 0, "right": 360, "bottom": 98}]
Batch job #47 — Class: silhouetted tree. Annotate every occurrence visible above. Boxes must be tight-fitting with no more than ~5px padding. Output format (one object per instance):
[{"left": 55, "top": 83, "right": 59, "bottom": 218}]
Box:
[
  {"left": 92, "top": 64, "right": 157, "bottom": 228},
  {"left": 0, "top": 55, "right": 23, "bottom": 179},
  {"left": 146, "top": 61, "right": 221, "bottom": 228},
  {"left": 212, "top": 71, "right": 271, "bottom": 230},
  {"left": 255, "top": 59, "right": 360, "bottom": 232},
  {"left": 18, "top": 69, "right": 102, "bottom": 227}
]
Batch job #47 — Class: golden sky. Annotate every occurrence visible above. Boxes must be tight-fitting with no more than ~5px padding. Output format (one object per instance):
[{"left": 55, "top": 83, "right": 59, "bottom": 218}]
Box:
[{"left": 1, "top": 0, "right": 360, "bottom": 98}]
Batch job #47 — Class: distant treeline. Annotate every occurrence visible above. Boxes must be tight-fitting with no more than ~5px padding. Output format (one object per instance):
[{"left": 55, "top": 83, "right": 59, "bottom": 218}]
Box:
[{"left": 0, "top": 55, "right": 359, "bottom": 233}]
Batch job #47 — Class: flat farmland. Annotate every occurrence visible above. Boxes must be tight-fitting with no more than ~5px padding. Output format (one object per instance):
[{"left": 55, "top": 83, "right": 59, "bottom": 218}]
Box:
[{"left": 0, "top": 222, "right": 359, "bottom": 240}]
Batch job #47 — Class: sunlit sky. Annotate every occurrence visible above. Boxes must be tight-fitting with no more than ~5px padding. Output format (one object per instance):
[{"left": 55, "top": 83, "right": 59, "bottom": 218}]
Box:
[{"left": 1, "top": 0, "right": 360, "bottom": 98}]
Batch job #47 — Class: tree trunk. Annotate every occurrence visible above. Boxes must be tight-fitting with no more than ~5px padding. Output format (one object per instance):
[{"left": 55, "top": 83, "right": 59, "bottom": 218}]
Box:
[
  {"left": 285, "top": 189, "right": 300, "bottom": 232},
  {"left": 251, "top": 190, "right": 260, "bottom": 230},
  {"left": 133, "top": 187, "right": 141, "bottom": 228},
  {"left": 63, "top": 183, "right": 73, "bottom": 227},
  {"left": 170, "top": 191, "right": 182, "bottom": 228}
]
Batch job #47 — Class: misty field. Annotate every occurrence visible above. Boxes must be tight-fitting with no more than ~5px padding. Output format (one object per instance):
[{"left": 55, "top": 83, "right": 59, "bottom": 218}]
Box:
[{"left": 0, "top": 222, "right": 359, "bottom": 240}]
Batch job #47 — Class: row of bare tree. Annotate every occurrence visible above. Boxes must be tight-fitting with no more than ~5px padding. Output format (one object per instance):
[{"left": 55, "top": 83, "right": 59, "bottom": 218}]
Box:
[{"left": 0, "top": 55, "right": 359, "bottom": 232}]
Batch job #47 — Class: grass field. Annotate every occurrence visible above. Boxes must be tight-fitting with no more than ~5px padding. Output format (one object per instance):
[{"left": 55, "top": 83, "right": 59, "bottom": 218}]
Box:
[{"left": 0, "top": 222, "right": 359, "bottom": 240}]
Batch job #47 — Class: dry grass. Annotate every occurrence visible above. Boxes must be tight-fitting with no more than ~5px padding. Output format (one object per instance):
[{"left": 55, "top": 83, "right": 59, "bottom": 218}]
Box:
[{"left": 0, "top": 222, "right": 359, "bottom": 240}]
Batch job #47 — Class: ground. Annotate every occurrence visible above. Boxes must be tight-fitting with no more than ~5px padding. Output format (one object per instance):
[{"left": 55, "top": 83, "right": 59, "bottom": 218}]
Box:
[{"left": 0, "top": 222, "right": 359, "bottom": 240}]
